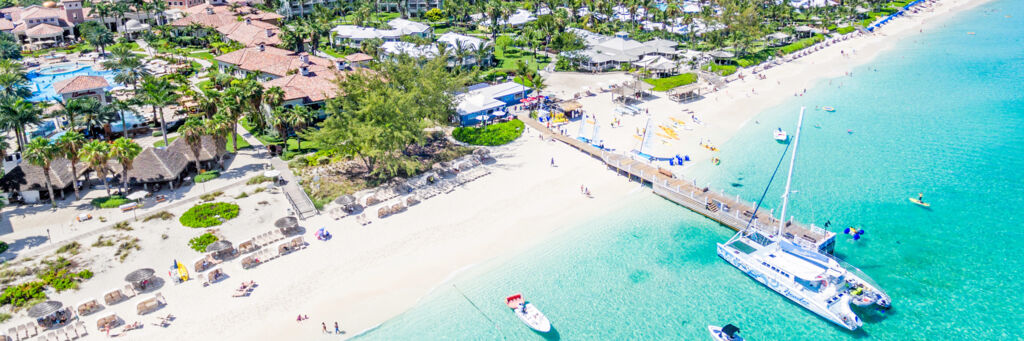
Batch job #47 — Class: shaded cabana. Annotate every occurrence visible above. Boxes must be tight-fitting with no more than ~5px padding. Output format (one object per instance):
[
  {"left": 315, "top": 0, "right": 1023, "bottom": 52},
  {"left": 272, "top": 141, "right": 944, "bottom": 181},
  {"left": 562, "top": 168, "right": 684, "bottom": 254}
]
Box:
[
  {"left": 125, "top": 268, "right": 156, "bottom": 290},
  {"left": 29, "top": 300, "right": 71, "bottom": 329},
  {"left": 766, "top": 32, "right": 793, "bottom": 46},
  {"left": 274, "top": 216, "right": 300, "bottom": 235},
  {"left": 135, "top": 295, "right": 164, "bottom": 315},
  {"left": 206, "top": 240, "right": 237, "bottom": 260},
  {"left": 103, "top": 288, "right": 127, "bottom": 305},
  {"left": 128, "top": 147, "right": 189, "bottom": 189},
  {"left": 95, "top": 313, "right": 120, "bottom": 331},
  {"left": 794, "top": 25, "right": 820, "bottom": 38},
  {"left": 708, "top": 50, "right": 735, "bottom": 64},
  {"left": 612, "top": 80, "right": 654, "bottom": 102},
  {"left": 76, "top": 298, "right": 102, "bottom": 316},
  {"left": 668, "top": 83, "right": 704, "bottom": 102},
  {"left": 27, "top": 301, "right": 62, "bottom": 319}
]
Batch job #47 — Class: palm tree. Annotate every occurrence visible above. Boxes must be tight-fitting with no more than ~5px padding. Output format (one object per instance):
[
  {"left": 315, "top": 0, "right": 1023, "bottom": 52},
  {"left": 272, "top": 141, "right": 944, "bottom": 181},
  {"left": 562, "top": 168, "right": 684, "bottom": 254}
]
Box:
[
  {"left": 108, "top": 97, "right": 138, "bottom": 138},
  {"left": 530, "top": 73, "right": 546, "bottom": 95},
  {"left": 285, "top": 105, "right": 315, "bottom": 152},
  {"left": 75, "top": 98, "right": 116, "bottom": 138},
  {"left": 56, "top": 131, "right": 86, "bottom": 200},
  {"left": 263, "top": 86, "right": 285, "bottom": 110},
  {"left": 207, "top": 114, "right": 232, "bottom": 169},
  {"left": 109, "top": 137, "right": 141, "bottom": 193},
  {"left": 219, "top": 86, "right": 246, "bottom": 155},
  {"left": 0, "top": 59, "right": 31, "bottom": 99},
  {"left": 79, "top": 140, "right": 112, "bottom": 196},
  {"left": 23, "top": 137, "right": 60, "bottom": 208},
  {"left": 103, "top": 44, "right": 147, "bottom": 91},
  {"left": 269, "top": 106, "right": 289, "bottom": 140},
  {"left": 178, "top": 117, "right": 206, "bottom": 172},
  {"left": 0, "top": 97, "right": 42, "bottom": 151},
  {"left": 0, "top": 139, "right": 8, "bottom": 165},
  {"left": 140, "top": 75, "right": 179, "bottom": 147}
]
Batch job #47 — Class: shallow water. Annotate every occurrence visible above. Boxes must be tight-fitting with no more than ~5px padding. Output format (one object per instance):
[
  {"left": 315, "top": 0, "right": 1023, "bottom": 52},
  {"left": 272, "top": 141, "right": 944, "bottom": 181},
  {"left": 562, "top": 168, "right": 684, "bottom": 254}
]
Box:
[{"left": 360, "top": 1, "right": 1024, "bottom": 339}]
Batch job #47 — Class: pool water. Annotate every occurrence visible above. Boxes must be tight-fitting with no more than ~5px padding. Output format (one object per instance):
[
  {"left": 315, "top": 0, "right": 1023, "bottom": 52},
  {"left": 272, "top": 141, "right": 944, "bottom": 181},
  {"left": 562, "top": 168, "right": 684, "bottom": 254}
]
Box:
[{"left": 27, "top": 63, "right": 120, "bottom": 102}]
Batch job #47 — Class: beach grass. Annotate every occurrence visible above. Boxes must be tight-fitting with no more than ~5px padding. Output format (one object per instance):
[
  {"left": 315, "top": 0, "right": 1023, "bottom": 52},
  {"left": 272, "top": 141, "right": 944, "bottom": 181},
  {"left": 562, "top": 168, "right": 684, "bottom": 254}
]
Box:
[
  {"left": 643, "top": 73, "right": 698, "bottom": 91},
  {"left": 90, "top": 195, "right": 132, "bottom": 209},
  {"left": 780, "top": 35, "right": 826, "bottom": 55}
]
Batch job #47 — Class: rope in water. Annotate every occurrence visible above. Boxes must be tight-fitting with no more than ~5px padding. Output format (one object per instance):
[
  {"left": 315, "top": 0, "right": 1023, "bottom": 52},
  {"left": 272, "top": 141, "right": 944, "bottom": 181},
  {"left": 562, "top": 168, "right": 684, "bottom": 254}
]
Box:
[{"left": 453, "top": 284, "right": 502, "bottom": 336}]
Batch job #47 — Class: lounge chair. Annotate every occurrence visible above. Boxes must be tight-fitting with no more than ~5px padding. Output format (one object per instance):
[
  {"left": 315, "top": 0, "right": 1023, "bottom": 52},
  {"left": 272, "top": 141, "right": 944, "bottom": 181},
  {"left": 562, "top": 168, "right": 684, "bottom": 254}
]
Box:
[
  {"left": 290, "top": 237, "right": 305, "bottom": 249},
  {"left": 44, "top": 332, "right": 55, "bottom": 341},
  {"left": 73, "top": 322, "right": 86, "bottom": 337},
  {"left": 122, "top": 285, "right": 136, "bottom": 298},
  {"left": 25, "top": 323, "right": 36, "bottom": 336},
  {"left": 63, "top": 325, "right": 77, "bottom": 340},
  {"left": 5, "top": 328, "right": 14, "bottom": 341},
  {"left": 0, "top": 333, "right": 6, "bottom": 341}
]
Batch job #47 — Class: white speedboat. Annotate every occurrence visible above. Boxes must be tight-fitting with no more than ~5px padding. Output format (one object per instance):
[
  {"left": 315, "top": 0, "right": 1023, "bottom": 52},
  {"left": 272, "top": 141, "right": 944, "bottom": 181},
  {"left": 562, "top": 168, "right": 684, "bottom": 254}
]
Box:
[
  {"left": 718, "top": 108, "right": 891, "bottom": 331},
  {"left": 708, "top": 324, "right": 743, "bottom": 341},
  {"left": 773, "top": 128, "right": 789, "bottom": 142},
  {"left": 505, "top": 293, "right": 551, "bottom": 333}
]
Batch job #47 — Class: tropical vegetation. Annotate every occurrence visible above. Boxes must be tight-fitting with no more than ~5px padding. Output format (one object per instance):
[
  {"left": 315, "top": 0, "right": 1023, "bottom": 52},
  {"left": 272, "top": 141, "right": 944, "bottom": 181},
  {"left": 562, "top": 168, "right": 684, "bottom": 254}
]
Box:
[
  {"left": 453, "top": 119, "right": 525, "bottom": 146},
  {"left": 179, "top": 202, "right": 240, "bottom": 228}
]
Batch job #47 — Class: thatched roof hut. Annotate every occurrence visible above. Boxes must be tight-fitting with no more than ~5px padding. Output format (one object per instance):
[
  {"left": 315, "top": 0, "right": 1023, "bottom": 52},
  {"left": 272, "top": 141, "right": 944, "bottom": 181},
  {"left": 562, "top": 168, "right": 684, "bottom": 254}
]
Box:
[
  {"left": 167, "top": 135, "right": 217, "bottom": 164},
  {"left": 0, "top": 157, "right": 85, "bottom": 192},
  {"left": 128, "top": 147, "right": 189, "bottom": 183}
]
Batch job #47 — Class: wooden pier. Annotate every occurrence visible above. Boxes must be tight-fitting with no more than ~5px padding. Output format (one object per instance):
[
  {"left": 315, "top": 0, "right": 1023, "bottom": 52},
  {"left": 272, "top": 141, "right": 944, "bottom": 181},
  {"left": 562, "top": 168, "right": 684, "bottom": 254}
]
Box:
[{"left": 518, "top": 113, "right": 835, "bottom": 253}]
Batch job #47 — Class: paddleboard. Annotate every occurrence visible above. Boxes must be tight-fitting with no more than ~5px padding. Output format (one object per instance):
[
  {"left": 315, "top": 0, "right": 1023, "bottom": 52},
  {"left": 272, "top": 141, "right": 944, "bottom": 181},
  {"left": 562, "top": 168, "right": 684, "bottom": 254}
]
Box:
[{"left": 909, "top": 198, "right": 931, "bottom": 207}]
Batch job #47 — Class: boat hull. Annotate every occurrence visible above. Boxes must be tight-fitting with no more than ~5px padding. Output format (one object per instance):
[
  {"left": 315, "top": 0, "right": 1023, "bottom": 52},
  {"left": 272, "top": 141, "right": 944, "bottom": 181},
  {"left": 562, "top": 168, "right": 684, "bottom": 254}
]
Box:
[
  {"left": 717, "top": 243, "right": 859, "bottom": 331},
  {"left": 707, "top": 325, "right": 742, "bottom": 341},
  {"left": 513, "top": 303, "right": 551, "bottom": 333}
]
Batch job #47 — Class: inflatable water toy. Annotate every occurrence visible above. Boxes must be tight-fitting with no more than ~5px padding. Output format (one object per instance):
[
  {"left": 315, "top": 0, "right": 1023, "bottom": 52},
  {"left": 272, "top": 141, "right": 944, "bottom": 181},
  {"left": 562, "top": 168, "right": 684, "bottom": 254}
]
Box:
[
  {"left": 847, "top": 129, "right": 854, "bottom": 134},
  {"left": 175, "top": 260, "right": 189, "bottom": 281},
  {"left": 711, "top": 157, "right": 721, "bottom": 165},
  {"left": 909, "top": 197, "right": 930, "bottom": 208},
  {"left": 822, "top": 106, "right": 836, "bottom": 112},
  {"left": 843, "top": 226, "right": 866, "bottom": 240}
]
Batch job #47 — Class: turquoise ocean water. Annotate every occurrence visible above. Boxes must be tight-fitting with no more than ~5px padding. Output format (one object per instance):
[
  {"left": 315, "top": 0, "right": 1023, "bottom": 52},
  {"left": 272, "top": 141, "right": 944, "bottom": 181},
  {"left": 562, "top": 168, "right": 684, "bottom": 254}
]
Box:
[{"left": 360, "top": 1, "right": 1024, "bottom": 339}]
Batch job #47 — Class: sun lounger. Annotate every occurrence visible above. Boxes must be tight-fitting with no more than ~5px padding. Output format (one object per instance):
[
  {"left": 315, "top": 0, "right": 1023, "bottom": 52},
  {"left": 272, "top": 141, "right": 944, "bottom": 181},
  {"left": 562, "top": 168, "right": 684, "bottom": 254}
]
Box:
[
  {"left": 25, "top": 323, "right": 37, "bottom": 336},
  {"left": 5, "top": 328, "right": 14, "bottom": 341},
  {"left": 290, "top": 236, "right": 305, "bottom": 249},
  {"left": 44, "top": 332, "right": 55, "bottom": 341},
  {"left": 122, "top": 285, "right": 136, "bottom": 298},
  {"left": 73, "top": 322, "right": 85, "bottom": 338},
  {"left": 63, "top": 325, "right": 77, "bottom": 340}
]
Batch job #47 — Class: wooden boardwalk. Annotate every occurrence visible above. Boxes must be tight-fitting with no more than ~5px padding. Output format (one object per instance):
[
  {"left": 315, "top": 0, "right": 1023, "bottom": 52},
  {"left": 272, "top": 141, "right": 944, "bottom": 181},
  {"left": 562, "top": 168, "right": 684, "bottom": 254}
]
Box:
[{"left": 517, "top": 113, "right": 835, "bottom": 253}]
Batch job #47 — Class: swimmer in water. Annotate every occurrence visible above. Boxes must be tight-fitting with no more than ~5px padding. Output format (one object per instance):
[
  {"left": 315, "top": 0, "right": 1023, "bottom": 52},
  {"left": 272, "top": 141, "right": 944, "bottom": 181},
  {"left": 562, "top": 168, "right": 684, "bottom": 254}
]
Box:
[{"left": 847, "top": 129, "right": 854, "bottom": 134}]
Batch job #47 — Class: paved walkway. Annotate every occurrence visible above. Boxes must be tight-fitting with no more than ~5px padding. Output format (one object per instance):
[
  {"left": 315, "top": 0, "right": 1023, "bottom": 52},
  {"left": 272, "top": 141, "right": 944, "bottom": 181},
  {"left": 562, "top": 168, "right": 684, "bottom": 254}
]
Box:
[{"left": 235, "top": 126, "right": 319, "bottom": 219}]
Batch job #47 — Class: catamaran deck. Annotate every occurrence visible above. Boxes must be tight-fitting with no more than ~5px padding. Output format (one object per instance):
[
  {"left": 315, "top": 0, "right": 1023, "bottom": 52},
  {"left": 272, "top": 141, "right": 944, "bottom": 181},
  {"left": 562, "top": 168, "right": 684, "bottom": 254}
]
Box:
[{"left": 518, "top": 113, "right": 835, "bottom": 253}]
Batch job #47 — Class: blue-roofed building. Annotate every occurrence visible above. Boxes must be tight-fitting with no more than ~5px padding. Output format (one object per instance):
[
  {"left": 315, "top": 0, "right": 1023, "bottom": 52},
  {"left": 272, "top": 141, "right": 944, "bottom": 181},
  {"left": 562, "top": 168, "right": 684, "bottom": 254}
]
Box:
[{"left": 455, "top": 81, "right": 531, "bottom": 126}]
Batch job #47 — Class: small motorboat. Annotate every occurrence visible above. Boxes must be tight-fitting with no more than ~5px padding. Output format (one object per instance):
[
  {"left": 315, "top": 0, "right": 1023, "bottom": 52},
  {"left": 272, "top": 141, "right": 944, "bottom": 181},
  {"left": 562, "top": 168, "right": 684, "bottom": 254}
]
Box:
[
  {"left": 708, "top": 324, "right": 744, "bottom": 341},
  {"left": 505, "top": 293, "right": 551, "bottom": 333},
  {"left": 773, "top": 128, "right": 789, "bottom": 142}
]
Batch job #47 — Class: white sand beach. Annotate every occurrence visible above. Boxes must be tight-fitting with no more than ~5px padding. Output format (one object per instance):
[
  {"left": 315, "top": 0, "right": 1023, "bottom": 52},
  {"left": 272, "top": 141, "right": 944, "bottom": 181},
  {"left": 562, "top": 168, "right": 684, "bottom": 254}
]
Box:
[{"left": 0, "top": 0, "right": 993, "bottom": 340}]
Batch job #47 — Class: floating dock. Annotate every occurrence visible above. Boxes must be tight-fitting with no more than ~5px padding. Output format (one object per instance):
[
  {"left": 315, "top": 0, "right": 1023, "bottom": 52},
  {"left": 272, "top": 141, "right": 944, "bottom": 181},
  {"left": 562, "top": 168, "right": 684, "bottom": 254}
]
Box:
[{"left": 519, "top": 113, "right": 836, "bottom": 254}]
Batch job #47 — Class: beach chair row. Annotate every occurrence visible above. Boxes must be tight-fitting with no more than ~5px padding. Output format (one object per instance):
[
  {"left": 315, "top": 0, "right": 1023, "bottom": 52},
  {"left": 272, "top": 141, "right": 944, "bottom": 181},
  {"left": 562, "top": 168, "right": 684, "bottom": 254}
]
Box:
[
  {"left": 242, "top": 237, "right": 305, "bottom": 269},
  {"left": 5, "top": 321, "right": 87, "bottom": 341}
]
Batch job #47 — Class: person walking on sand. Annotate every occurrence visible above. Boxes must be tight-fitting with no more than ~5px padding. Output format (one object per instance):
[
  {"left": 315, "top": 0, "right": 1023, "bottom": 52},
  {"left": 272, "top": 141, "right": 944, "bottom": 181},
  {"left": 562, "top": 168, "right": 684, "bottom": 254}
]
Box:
[
  {"left": 334, "top": 322, "right": 340, "bottom": 334},
  {"left": 322, "top": 322, "right": 328, "bottom": 334}
]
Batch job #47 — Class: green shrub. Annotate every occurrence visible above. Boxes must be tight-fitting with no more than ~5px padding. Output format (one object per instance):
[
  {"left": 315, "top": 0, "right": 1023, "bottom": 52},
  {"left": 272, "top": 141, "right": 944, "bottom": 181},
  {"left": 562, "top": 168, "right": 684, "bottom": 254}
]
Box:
[
  {"left": 55, "top": 242, "right": 81, "bottom": 255},
  {"left": 113, "top": 221, "right": 133, "bottom": 231},
  {"left": 200, "top": 191, "right": 223, "bottom": 202},
  {"left": 188, "top": 233, "right": 219, "bottom": 252},
  {"left": 152, "top": 130, "right": 163, "bottom": 137},
  {"left": 91, "top": 195, "right": 132, "bottom": 208},
  {"left": 779, "top": 34, "right": 825, "bottom": 55},
  {"left": 115, "top": 238, "right": 140, "bottom": 262},
  {"left": 38, "top": 269, "right": 78, "bottom": 292},
  {"left": 0, "top": 281, "right": 47, "bottom": 307},
  {"left": 77, "top": 269, "right": 94, "bottom": 279},
  {"left": 837, "top": 26, "right": 856, "bottom": 35},
  {"left": 246, "top": 175, "right": 274, "bottom": 185},
  {"left": 195, "top": 170, "right": 221, "bottom": 183},
  {"left": 0, "top": 241, "right": 7, "bottom": 254},
  {"left": 703, "top": 63, "right": 738, "bottom": 76},
  {"left": 179, "top": 202, "right": 240, "bottom": 228},
  {"left": 0, "top": 313, "right": 10, "bottom": 323},
  {"left": 235, "top": 192, "right": 248, "bottom": 199},
  {"left": 452, "top": 120, "right": 525, "bottom": 146},
  {"left": 642, "top": 73, "right": 698, "bottom": 91},
  {"left": 143, "top": 211, "right": 175, "bottom": 222}
]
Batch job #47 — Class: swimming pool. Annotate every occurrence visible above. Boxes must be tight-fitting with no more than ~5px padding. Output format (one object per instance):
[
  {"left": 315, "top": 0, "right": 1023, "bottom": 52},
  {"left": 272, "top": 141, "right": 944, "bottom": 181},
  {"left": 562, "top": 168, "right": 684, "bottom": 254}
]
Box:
[{"left": 26, "top": 63, "right": 120, "bottom": 102}]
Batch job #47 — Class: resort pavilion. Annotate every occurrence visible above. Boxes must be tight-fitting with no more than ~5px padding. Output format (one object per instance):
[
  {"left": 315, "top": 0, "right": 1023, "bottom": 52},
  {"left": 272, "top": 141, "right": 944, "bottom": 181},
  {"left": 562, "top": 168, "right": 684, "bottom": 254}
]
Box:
[
  {"left": 0, "top": 157, "right": 87, "bottom": 204},
  {"left": 708, "top": 50, "right": 736, "bottom": 65},
  {"left": 126, "top": 147, "right": 189, "bottom": 190},
  {"left": 167, "top": 135, "right": 219, "bottom": 171},
  {"left": 668, "top": 83, "right": 704, "bottom": 103},
  {"left": 611, "top": 80, "right": 654, "bottom": 103}
]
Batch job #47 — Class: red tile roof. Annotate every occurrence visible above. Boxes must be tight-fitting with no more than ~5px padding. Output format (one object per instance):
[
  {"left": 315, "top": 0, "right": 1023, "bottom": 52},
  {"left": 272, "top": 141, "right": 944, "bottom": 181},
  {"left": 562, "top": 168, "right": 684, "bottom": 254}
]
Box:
[
  {"left": 20, "top": 6, "right": 64, "bottom": 20},
  {"left": 171, "top": 10, "right": 237, "bottom": 28},
  {"left": 345, "top": 53, "right": 373, "bottom": 63},
  {"left": 53, "top": 75, "right": 109, "bottom": 94},
  {"left": 261, "top": 70, "right": 340, "bottom": 103},
  {"left": 216, "top": 19, "right": 281, "bottom": 47},
  {"left": 215, "top": 45, "right": 333, "bottom": 77},
  {"left": 0, "top": 19, "right": 14, "bottom": 31},
  {"left": 25, "top": 23, "right": 64, "bottom": 37}
]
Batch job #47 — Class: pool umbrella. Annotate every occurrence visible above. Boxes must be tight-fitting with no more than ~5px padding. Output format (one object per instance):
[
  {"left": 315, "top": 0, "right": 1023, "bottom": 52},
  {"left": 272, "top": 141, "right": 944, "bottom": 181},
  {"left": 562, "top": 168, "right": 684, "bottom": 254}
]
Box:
[
  {"left": 124, "top": 268, "right": 155, "bottom": 283},
  {"left": 205, "top": 240, "right": 233, "bottom": 253},
  {"left": 275, "top": 216, "right": 298, "bottom": 229},
  {"left": 28, "top": 301, "right": 63, "bottom": 318}
]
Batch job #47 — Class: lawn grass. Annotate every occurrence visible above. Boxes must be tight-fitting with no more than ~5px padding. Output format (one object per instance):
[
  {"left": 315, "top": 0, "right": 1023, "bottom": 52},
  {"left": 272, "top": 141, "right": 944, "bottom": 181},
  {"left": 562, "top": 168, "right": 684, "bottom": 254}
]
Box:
[
  {"left": 494, "top": 47, "right": 550, "bottom": 72},
  {"left": 153, "top": 136, "right": 180, "bottom": 147},
  {"left": 643, "top": 73, "right": 698, "bottom": 91},
  {"left": 189, "top": 52, "right": 219, "bottom": 67}
]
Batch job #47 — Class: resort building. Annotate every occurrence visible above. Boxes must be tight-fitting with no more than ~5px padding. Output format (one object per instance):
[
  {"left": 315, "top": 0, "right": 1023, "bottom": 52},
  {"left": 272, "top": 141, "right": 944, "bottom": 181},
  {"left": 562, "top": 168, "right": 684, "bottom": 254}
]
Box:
[
  {"left": 379, "top": 32, "right": 489, "bottom": 67},
  {"left": 52, "top": 75, "right": 110, "bottom": 104},
  {"left": 565, "top": 29, "right": 678, "bottom": 72},
  {"left": 455, "top": 81, "right": 531, "bottom": 126},
  {"left": 0, "top": 157, "right": 84, "bottom": 204},
  {"left": 330, "top": 18, "right": 431, "bottom": 47},
  {"left": 170, "top": 5, "right": 283, "bottom": 47},
  {"left": 375, "top": 0, "right": 443, "bottom": 15},
  {"left": 170, "top": 5, "right": 242, "bottom": 29},
  {"left": 483, "top": 9, "right": 536, "bottom": 27},
  {"left": 2, "top": 5, "right": 76, "bottom": 50},
  {"left": 215, "top": 44, "right": 332, "bottom": 81}
]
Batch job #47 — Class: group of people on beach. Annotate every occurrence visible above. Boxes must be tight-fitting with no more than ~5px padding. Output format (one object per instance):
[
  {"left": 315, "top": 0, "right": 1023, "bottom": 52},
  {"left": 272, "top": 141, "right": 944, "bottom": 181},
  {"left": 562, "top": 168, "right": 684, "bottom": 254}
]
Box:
[{"left": 296, "top": 315, "right": 343, "bottom": 335}]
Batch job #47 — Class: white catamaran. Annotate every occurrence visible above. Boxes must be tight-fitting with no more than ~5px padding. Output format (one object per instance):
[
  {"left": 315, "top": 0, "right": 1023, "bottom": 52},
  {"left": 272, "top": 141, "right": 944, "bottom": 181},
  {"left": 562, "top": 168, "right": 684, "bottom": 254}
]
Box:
[{"left": 717, "top": 107, "right": 891, "bottom": 331}]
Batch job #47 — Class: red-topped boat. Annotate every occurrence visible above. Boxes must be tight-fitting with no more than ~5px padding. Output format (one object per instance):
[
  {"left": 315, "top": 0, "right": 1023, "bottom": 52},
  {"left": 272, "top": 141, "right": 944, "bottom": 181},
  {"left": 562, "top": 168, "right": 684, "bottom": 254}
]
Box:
[{"left": 504, "top": 293, "right": 551, "bottom": 333}]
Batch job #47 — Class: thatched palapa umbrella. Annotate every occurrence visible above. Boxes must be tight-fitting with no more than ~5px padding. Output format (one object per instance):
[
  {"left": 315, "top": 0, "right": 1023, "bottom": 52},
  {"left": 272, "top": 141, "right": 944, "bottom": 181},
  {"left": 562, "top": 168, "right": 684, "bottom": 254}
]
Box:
[
  {"left": 274, "top": 216, "right": 298, "bottom": 229},
  {"left": 28, "top": 300, "right": 63, "bottom": 318},
  {"left": 124, "top": 268, "right": 156, "bottom": 283},
  {"left": 205, "top": 240, "right": 233, "bottom": 253}
]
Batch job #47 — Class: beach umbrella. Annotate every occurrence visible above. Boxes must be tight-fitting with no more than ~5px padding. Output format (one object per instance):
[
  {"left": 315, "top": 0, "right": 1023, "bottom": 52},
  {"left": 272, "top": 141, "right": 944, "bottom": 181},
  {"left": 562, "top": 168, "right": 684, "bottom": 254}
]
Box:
[
  {"left": 205, "top": 240, "right": 233, "bottom": 253},
  {"left": 27, "top": 300, "right": 63, "bottom": 318},
  {"left": 334, "top": 195, "right": 356, "bottom": 206},
  {"left": 275, "top": 216, "right": 298, "bottom": 229},
  {"left": 124, "top": 268, "right": 156, "bottom": 283}
]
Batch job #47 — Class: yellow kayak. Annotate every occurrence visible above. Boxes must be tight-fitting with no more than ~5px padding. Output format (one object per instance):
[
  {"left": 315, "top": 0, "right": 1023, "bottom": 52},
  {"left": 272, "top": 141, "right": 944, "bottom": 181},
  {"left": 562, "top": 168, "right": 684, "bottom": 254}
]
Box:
[{"left": 908, "top": 198, "right": 930, "bottom": 207}]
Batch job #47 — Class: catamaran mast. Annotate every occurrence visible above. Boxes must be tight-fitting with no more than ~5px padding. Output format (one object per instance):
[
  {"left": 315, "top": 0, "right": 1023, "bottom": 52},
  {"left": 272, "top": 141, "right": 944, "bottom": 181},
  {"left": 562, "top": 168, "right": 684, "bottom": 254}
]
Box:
[{"left": 778, "top": 107, "right": 806, "bottom": 236}]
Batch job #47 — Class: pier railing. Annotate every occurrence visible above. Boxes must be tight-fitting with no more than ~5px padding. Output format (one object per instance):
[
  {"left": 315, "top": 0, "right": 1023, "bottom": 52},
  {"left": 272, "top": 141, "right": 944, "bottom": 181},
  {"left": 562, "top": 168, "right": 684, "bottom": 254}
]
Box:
[{"left": 517, "top": 112, "right": 834, "bottom": 251}]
